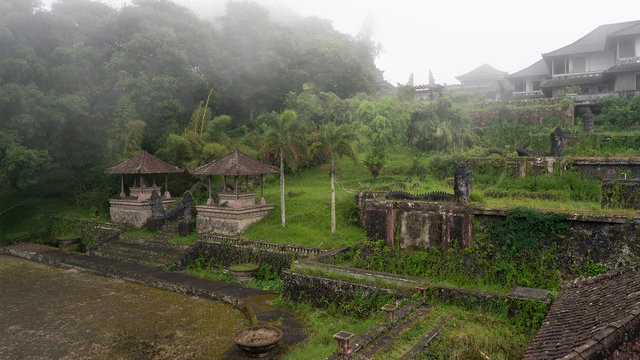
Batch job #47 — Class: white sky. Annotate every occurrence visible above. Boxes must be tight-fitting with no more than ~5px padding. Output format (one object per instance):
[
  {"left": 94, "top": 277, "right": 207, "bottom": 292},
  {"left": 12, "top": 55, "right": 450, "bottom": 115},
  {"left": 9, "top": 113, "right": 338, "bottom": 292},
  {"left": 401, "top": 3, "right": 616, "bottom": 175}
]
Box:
[{"left": 44, "top": 0, "right": 640, "bottom": 86}]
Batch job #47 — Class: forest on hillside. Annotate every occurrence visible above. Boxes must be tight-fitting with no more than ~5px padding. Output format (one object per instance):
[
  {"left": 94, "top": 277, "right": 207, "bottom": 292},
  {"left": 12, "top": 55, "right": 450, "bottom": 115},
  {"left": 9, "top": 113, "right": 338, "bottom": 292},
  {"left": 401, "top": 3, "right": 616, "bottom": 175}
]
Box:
[
  {"left": 4, "top": 0, "right": 640, "bottom": 228},
  {"left": 0, "top": 0, "right": 379, "bottom": 203}
]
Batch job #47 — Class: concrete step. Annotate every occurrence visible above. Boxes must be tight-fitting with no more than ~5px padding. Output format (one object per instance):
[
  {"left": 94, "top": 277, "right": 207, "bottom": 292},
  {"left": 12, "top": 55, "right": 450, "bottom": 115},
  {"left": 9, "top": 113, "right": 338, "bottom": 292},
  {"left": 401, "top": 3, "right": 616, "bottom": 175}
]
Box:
[
  {"left": 399, "top": 312, "right": 455, "bottom": 360},
  {"left": 91, "top": 241, "right": 183, "bottom": 268},
  {"left": 357, "top": 305, "right": 432, "bottom": 359},
  {"left": 327, "top": 301, "right": 428, "bottom": 360}
]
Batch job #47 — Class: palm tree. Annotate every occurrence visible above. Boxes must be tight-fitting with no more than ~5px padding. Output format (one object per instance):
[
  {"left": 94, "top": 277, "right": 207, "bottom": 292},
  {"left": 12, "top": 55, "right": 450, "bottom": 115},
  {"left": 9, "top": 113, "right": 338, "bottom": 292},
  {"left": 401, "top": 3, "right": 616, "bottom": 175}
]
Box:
[
  {"left": 258, "top": 109, "right": 306, "bottom": 227},
  {"left": 309, "top": 123, "right": 356, "bottom": 233}
]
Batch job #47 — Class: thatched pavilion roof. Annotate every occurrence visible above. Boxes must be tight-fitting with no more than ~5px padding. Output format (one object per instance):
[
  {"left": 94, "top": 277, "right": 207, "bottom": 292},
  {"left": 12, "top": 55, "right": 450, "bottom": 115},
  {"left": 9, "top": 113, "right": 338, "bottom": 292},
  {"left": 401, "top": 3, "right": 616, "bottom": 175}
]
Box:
[
  {"left": 190, "top": 150, "right": 278, "bottom": 176},
  {"left": 104, "top": 151, "right": 182, "bottom": 174}
]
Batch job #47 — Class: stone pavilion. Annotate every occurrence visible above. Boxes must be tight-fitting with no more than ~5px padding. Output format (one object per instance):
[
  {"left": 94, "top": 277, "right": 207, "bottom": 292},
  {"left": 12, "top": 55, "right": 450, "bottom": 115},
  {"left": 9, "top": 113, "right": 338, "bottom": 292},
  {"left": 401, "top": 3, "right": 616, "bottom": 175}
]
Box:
[
  {"left": 190, "top": 150, "right": 278, "bottom": 236},
  {"left": 105, "top": 151, "right": 182, "bottom": 227}
]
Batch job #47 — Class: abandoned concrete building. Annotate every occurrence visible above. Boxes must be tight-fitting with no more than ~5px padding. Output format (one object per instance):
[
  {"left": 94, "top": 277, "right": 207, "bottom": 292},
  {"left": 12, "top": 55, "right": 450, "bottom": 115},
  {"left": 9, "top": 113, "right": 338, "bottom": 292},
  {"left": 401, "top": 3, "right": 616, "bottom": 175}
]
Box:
[{"left": 510, "top": 20, "right": 640, "bottom": 101}]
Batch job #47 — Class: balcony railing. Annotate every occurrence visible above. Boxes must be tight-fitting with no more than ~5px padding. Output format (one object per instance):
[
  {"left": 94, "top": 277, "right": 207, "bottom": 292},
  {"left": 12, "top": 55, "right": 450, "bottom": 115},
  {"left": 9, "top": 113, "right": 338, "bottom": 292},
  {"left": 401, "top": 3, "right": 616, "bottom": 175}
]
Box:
[
  {"left": 617, "top": 56, "right": 640, "bottom": 64},
  {"left": 512, "top": 90, "right": 544, "bottom": 99},
  {"left": 551, "top": 71, "right": 603, "bottom": 80}
]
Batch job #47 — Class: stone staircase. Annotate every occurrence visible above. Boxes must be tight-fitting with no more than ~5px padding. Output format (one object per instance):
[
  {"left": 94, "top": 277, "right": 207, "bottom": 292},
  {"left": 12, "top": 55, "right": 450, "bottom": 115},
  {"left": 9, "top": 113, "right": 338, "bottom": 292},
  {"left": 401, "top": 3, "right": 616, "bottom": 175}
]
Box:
[
  {"left": 89, "top": 222, "right": 189, "bottom": 268},
  {"left": 327, "top": 301, "right": 430, "bottom": 360}
]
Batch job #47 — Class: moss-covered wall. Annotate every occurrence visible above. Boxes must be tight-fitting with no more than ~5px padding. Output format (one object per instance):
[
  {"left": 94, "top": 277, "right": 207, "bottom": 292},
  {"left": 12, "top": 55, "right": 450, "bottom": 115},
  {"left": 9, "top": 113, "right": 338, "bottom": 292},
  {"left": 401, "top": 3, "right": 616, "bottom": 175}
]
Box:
[
  {"left": 175, "top": 241, "right": 301, "bottom": 273},
  {"left": 363, "top": 200, "right": 473, "bottom": 251},
  {"left": 601, "top": 179, "right": 640, "bottom": 209},
  {"left": 468, "top": 100, "right": 574, "bottom": 127},
  {"left": 363, "top": 198, "right": 640, "bottom": 274}
]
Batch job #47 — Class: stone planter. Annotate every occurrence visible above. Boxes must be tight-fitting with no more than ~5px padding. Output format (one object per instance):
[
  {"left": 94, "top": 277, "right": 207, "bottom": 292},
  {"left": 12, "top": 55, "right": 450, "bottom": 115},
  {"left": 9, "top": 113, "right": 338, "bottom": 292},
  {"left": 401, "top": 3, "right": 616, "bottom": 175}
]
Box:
[
  {"left": 382, "top": 303, "right": 399, "bottom": 322},
  {"left": 227, "top": 263, "right": 260, "bottom": 282},
  {"left": 233, "top": 326, "right": 282, "bottom": 358}
]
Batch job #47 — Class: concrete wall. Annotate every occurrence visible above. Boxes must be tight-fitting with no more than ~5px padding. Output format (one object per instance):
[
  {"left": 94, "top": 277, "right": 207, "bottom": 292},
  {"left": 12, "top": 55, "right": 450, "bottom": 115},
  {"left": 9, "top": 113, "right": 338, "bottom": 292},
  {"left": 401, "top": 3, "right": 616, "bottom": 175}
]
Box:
[
  {"left": 362, "top": 197, "right": 640, "bottom": 273},
  {"left": 589, "top": 51, "right": 615, "bottom": 72},
  {"left": 363, "top": 200, "right": 472, "bottom": 251},
  {"left": 602, "top": 179, "right": 640, "bottom": 209},
  {"left": 615, "top": 72, "right": 639, "bottom": 91},
  {"left": 468, "top": 103, "right": 574, "bottom": 127},
  {"left": 572, "top": 158, "right": 640, "bottom": 179}
]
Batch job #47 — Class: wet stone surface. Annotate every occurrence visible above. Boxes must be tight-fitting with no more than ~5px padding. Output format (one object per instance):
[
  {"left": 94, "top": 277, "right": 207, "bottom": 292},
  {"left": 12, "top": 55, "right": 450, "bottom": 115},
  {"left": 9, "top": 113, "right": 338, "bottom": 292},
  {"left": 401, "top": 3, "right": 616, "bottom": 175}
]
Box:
[{"left": 0, "top": 255, "right": 249, "bottom": 359}]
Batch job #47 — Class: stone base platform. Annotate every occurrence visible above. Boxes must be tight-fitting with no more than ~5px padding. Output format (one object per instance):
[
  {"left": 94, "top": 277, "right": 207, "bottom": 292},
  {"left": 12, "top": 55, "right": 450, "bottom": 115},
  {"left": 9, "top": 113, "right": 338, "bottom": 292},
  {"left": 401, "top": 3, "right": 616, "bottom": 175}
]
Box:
[
  {"left": 196, "top": 204, "right": 274, "bottom": 237},
  {"left": 109, "top": 198, "right": 175, "bottom": 228}
]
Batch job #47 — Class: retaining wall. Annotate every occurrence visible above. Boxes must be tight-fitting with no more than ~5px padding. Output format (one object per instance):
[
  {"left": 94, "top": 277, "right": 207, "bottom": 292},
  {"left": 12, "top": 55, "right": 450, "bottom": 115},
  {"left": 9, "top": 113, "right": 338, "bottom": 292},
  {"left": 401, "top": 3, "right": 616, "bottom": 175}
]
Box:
[
  {"left": 360, "top": 194, "right": 640, "bottom": 272},
  {"left": 468, "top": 101, "right": 574, "bottom": 127},
  {"left": 174, "top": 237, "right": 323, "bottom": 273},
  {"left": 282, "top": 269, "right": 549, "bottom": 317},
  {"left": 602, "top": 179, "right": 640, "bottom": 209}
]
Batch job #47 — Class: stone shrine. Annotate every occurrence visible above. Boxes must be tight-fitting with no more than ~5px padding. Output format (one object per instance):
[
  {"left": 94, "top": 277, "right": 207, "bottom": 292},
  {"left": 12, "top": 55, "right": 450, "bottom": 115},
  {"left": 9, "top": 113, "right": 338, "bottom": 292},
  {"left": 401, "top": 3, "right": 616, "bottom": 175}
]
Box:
[
  {"left": 190, "top": 150, "right": 279, "bottom": 236},
  {"left": 105, "top": 151, "right": 182, "bottom": 228}
]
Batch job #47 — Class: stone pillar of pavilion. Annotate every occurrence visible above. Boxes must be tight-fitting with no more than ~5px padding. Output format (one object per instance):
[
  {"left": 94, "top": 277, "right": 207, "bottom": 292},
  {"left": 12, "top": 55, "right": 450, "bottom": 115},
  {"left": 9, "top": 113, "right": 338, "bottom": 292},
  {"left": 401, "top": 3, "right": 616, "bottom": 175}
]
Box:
[
  {"left": 190, "top": 150, "right": 278, "bottom": 237},
  {"left": 104, "top": 151, "right": 183, "bottom": 228}
]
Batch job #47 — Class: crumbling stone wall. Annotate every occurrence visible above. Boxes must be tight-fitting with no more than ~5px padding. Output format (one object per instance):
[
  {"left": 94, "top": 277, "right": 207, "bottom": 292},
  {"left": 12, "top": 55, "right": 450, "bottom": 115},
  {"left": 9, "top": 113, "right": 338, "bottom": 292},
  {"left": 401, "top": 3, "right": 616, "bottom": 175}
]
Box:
[
  {"left": 573, "top": 158, "right": 640, "bottom": 179},
  {"left": 174, "top": 241, "right": 299, "bottom": 273},
  {"left": 282, "top": 269, "right": 548, "bottom": 315},
  {"left": 364, "top": 198, "right": 640, "bottom": 272},
  {"left": 282, "top": 271, "right": 396, "bottom": 308},
  {"left": 602, "top": 179, "right": 640, "bottom": 209},
  {"left": 474, "top": 210, "right": 640, "bottom": 274},
  {"left": 363, "top": 200, "right": 472, "bottom": 251},
  {"left": 468, "top": 101, "right": 574, "bottom": 127}
]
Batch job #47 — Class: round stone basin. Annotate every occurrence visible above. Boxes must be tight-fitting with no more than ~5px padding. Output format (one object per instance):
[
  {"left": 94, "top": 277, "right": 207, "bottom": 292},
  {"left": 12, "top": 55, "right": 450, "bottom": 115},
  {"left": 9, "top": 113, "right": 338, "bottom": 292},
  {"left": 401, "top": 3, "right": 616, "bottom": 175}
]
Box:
[
  {"left": 227, "top": 262, "right": 260, "bottom": 282},
  {"left": 233, "top": 325, "right": 282, "bottom": 357}
]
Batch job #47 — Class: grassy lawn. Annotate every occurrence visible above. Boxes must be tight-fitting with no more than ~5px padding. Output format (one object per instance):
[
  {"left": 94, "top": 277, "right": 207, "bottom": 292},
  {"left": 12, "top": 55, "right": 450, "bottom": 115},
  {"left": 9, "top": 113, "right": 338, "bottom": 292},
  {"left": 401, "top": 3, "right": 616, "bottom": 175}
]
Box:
[{"left": 242, "top": 160, "right": 369, "bottom": 249}]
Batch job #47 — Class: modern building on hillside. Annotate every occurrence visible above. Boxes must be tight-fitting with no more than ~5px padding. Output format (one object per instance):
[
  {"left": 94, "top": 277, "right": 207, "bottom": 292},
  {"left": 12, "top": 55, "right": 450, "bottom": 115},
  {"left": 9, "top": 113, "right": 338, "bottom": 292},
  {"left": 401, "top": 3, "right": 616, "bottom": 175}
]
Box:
[
  {"left": 453, "top": 63, "right": 511, "bottom": 100},
  {"left": 510, "top": 20, "right": 640, "bottom": 100},
  {"left": 508, "top": 59, "right": 548, "bottom": 99}
]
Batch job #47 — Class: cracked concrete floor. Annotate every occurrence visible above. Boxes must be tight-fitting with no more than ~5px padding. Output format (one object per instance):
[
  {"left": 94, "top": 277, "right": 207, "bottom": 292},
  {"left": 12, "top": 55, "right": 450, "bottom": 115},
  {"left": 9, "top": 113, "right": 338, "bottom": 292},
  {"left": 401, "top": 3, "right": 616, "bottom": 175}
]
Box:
[{"left": 0, "top": 255, "right": 249, "bottom": 359}]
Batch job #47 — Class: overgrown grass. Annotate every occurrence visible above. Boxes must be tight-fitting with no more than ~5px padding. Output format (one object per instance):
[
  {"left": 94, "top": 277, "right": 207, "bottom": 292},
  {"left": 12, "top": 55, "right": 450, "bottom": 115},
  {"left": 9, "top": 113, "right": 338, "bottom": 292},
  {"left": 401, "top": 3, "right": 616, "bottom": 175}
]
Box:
[
  {"left": 242, "top": 161, "right": 370, "bottom": 249},
  {"left": 186, "top": 264, "right": 284, "bottom": 292},
  {"left": 122, "top": 228, "right": 155, "bottom": 238},
  {"left": 276, "top": 298, "right": 383, "bottom": 360},
  {"left": 415, "top": 307, "right": 533, "bottom": 360},
  {"left": 168, "top": 233, "right": 198, "bottom": 245},
  {"left": 0, "top": 193, "right": 100, "bottom": 243},
  {"left": 278, "top": 297, "right": 535, "bottom": 360}
]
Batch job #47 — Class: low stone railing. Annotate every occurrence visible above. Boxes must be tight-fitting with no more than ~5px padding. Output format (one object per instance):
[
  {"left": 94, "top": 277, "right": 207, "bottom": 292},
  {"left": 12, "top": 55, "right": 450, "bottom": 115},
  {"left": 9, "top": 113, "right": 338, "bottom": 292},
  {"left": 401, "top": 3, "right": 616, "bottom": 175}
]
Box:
[
  {"left": 51, "top": 216, "right": 121, "bottom": 248},
  {"left": 201, "top": 234, "right": 324, "bottom": 257}
]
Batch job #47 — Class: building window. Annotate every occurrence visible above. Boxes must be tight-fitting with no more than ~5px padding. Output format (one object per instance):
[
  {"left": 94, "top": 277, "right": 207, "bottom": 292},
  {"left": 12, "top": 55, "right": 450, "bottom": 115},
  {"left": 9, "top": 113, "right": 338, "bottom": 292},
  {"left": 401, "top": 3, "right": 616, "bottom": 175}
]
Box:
[
  {"left": 532, "top": 80, "right": 541, "bottom": 91},
  {"left": 552, "top": 58, "right": 566, "bottom": 75},
  {"left": 570, "top": 56, "right": 586, "bottom": 73},
  {"left": 619, "top": 37, "right": 636, "bottom": 59},
  {"left": 513, "top": 79, "right": 525, "bottom": 92},
  {"left": 636, "top": 74, "right": 640, "bottom": 90}
]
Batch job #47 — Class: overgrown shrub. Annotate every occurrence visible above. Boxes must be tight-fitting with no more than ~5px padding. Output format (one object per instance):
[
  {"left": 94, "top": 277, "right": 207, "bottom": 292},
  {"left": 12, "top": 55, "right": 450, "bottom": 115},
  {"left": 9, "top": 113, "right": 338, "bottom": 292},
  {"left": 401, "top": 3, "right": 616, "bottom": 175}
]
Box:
[
  {"left": 595, "top": 94, "right": 640, "bottom": 127},
  {"left": 344, "top": 208, "right": 564, "bottom": 291}
]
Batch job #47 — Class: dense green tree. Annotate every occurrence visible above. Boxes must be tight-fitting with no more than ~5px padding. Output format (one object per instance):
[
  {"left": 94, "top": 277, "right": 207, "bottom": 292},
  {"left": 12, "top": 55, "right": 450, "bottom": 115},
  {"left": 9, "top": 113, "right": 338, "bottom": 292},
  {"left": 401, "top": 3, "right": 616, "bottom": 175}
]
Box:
[
  {"left": 0, "top": 0, "right": 380, "bottom": 209},
  {"left": 408, "top": 98, "right": 475, "bottom": 153},
  {"left": 107, "top": 96, "right": 146, "bottom": 161},
  {"left": 0, "top": 131, "right": 50, "bottom": 212}
]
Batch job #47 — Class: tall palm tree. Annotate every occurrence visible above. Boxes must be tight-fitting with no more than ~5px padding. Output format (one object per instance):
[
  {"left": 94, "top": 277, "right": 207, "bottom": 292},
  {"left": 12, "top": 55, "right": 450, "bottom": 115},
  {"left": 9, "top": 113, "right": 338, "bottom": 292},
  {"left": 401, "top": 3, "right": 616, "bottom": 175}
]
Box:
[
  {"left": 309, "top": 123, "right": 356, "bottom": 233},
  {"left": 258, "top": 109, "right": 306, "bottom": 227}
]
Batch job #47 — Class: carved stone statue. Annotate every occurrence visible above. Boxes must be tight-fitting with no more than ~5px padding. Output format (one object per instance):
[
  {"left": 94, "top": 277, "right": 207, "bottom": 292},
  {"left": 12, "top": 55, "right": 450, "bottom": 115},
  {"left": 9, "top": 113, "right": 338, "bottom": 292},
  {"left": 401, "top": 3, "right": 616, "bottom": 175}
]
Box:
[
  {"left": 583, "top": 108, "right": 594, "bottom": 134},
  {"left": 550, "top": 126, "right": 567, "bottom": 157},
  {"left": 150, "top": 190, "right": 165, "bottom": 218},
  {"left": 454, "top": 162, "right": 471, "bottom": 204}
]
